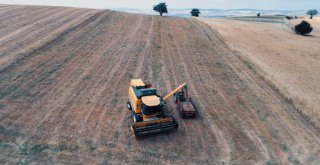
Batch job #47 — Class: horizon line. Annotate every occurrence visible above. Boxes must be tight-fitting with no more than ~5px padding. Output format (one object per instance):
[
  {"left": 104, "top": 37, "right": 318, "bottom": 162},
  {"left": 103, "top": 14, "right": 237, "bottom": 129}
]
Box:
[{"left": 0, "top": 3, "right": 313, "bottom": 11}]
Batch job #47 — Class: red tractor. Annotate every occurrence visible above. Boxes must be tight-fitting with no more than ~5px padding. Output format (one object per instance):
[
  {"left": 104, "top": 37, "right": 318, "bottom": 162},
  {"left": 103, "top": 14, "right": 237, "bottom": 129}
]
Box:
[{"left": 174, "top": 85, "right": 198, "bottom": 118}]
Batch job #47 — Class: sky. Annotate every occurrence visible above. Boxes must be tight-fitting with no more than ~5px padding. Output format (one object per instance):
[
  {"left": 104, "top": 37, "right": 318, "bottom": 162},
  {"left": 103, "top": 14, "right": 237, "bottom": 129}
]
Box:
[{"left": 0, "top": 0, "right": 319, "bottom": 10}]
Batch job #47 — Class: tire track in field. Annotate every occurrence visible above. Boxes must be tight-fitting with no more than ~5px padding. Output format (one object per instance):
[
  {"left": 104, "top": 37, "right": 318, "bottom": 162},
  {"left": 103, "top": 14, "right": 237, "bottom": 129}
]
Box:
[
  {"left": 201, "top": 19, "right": 278, "bottom": 161},
  {"left": 174, "top": 17, "right": 264, "bottom": 161},
  {"left": 133, "top": 16, "right": 154, "bottom": 78},
  {"left": 161, "top": 17, "right": 200, "bottom": 162},
  {"left": 163, "top": 18, "right": 224, "bottom": 164},
  {"left": 205, "top": 21, "right": 320, "bottom": 161},
  {"left": 166, "top": 18, "right": 231, "bottom": 164},
  {"left": 195, "top": 24, "right": 287, "bottom": 160},
  {"left": 184, "top": 19, "right": 271, "bottom": 162},
  {"left": 189, "top": 19, "right": 320, "bottom": 162}
]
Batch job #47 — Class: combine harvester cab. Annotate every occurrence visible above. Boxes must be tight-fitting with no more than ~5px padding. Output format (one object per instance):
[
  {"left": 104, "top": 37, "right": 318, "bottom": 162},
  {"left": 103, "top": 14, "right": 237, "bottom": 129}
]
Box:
[
  {"left": 174, "top": 85, "right": 198, "bottom": 118},
  {"left": 127, "top": 79, "right": 182, "bottom": 136}
]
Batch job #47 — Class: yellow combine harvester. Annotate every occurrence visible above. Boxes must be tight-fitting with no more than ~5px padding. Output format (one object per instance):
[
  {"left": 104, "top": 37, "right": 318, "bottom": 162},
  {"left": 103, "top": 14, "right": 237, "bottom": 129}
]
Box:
[{"left": 127, "top": 79, "right": 186, "bottom": 136}]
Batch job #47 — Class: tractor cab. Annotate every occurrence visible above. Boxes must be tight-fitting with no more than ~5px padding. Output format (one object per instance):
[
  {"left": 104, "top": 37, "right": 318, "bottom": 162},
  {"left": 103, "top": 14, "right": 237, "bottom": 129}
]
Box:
[{"left": 175, "top": 88, "right": 187, "bottom": 102}]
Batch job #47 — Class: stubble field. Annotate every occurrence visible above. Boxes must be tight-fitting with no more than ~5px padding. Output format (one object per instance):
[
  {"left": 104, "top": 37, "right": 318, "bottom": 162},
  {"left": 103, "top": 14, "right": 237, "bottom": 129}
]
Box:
[{"left": 0, "top": 5, "right": 319, "bottom": 164}]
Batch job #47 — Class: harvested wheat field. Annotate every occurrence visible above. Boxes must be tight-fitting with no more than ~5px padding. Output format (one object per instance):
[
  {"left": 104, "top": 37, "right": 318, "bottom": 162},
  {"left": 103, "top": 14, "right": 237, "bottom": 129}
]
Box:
[{"left": 0, "top": 5, "right": 319, "bottom": 164}]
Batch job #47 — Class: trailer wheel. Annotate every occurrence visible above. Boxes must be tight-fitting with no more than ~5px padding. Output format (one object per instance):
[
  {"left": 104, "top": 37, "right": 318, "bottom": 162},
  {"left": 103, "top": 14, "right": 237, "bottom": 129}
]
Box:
[{"left": 190, "top": 98, "right": 198, "bottom": 113}]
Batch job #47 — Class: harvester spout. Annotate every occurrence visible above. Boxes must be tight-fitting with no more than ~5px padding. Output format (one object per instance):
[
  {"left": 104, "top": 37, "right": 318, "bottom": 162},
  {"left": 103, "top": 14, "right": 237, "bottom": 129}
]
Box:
[{"left": 163, "top": 83, "right": 187, "bottom": 101}]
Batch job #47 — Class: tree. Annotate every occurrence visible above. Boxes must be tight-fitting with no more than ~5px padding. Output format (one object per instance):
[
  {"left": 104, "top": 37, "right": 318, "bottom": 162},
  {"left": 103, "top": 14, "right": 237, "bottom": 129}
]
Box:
[
  {"left": 294, "top": 21, "right": 313, "bottom": 35},
  {"left": 257, "top": 13, "right": 261, "bottom": 17},
  {"left": 285, "top": 16, "right": 293, "bottom": 20},
  {"left": 191, "top": 9, "right": 201, "bottom": 17},
  {"left": 153, "top": 2, "right": 168, "bottom": 16},
  {"left": 306, "top": 9, "right": 318, "bottom": 19}
]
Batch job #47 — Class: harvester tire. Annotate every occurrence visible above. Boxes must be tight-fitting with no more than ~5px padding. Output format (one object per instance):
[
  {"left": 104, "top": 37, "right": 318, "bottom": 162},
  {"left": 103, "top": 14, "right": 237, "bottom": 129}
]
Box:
[
  {"left": 180, "top": 112, "right": 186, "bottom": 119},
  {"left": 172, "top": 116, "right": 179, "bottom": 129},
  {"left": 133, "top": 113, "right": 142, "bottom": 123},
  {"left": 127, "top": 101, "right": 132, "bottom": 110},
  {"left": 131, "top": 125, "right": 138, "bottom": 136}
]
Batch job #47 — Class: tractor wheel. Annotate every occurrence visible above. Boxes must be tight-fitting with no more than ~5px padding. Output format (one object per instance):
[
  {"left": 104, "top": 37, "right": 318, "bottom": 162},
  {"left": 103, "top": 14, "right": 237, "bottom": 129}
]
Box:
[{"left": 127, "top": 101, "right": 132, "bottom": 110}]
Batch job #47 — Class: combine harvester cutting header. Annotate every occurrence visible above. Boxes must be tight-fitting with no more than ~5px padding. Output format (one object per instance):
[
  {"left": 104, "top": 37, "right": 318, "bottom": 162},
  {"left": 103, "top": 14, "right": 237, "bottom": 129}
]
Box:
[{"left": 127, "top": 79, "right": 194, "bottom": 136}]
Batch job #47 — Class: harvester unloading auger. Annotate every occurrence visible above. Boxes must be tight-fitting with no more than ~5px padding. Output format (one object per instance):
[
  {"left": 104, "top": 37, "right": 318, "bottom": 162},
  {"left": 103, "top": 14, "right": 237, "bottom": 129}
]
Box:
[{"left": 127, "top": 79, "right": 187, "bottom": 136}]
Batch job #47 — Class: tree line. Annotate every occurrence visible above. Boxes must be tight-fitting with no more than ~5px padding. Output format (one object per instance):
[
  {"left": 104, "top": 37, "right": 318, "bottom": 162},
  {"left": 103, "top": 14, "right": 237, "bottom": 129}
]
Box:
[
  {"left": 153, "top": 2, "right": 201, "bottom": 17},
  {"left": 152, "top": 2, "right": 318, "bottom": 36}
]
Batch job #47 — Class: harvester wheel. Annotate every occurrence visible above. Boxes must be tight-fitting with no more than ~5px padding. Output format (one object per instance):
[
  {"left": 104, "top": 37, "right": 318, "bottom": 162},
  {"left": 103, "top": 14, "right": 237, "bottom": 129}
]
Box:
[
  {"left": 131, "top": 125, "right": 138, "bottom": 136},
  {"left": 172, "top": 117, "right": 179, "bottom": 129},
  {"left": 133, "top": 113, "right": 142, "bottom": 123},
  {"left": 180, "top": 112, "right": 186, "bottom": 119},
  {"left": 127, "top": 101, "right": 132, "bottom": 110}
]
